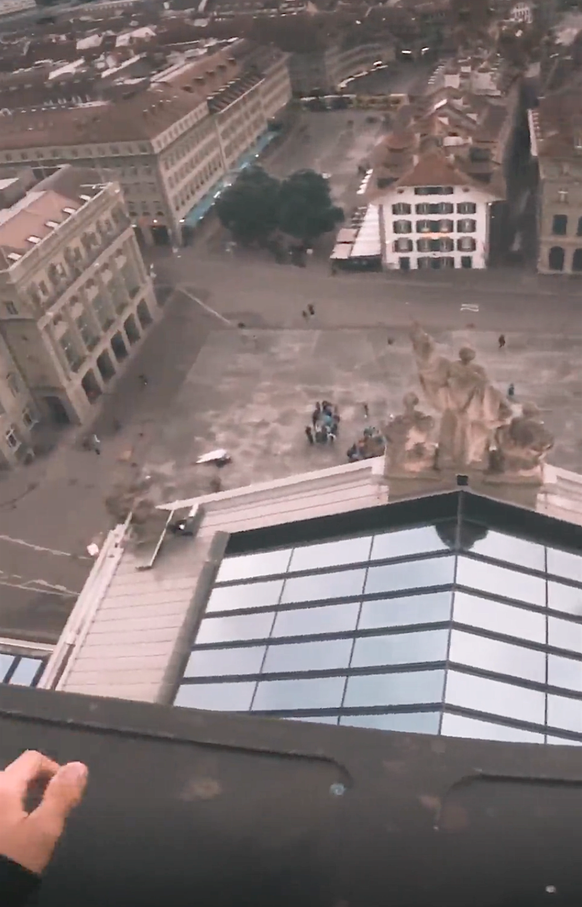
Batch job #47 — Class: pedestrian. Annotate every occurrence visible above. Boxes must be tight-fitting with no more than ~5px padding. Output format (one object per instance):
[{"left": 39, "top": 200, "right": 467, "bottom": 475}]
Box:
[
  {"left": 363, "top": 402, "right": 369, "bottom": 419},
  {"left": 302, "top": 310, "right": 309, "bottom": 321},
  {"left": 139, "top": 374, "right": 148, "bottom": 387},
  {"left": 498, "top": 334, "right": 506, "bottom": 350},
  {"left": 91, "top": 434, "right": 101, "bottom": 455},
  {"left": 312, "top": 402, "right": 321, "bottom": 428},
  {"left": 308, "top": 304, "right": 315, "bottom": 316},
  {"left": 387, "top": 336, "right": 394, "bottom": 346},
  {"left": 305, "top": 425, "right": 314, "bottom": 445},
  {"left": 508, "top": 382, "right": 515, "bottom": 399},
  {"left": 112, "top": 418, "right": 121, "bottom": 433}
]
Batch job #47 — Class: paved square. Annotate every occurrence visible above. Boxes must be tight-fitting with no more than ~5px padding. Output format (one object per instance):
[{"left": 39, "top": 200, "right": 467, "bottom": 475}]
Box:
[{"left": 142, "top": 326, "right": 582, "bottom": 499}]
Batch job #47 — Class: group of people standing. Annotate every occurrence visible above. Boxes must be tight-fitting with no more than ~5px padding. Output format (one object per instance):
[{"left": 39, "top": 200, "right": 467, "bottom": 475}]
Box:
[{"left": 305, "top": 400, "right": 340, "bottom": 445}]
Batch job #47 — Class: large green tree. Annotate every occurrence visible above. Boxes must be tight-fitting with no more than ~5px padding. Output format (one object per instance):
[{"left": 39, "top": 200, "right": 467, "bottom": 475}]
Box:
[
  {"left": 216, "top": 166, "right": 280, "bottom": 245},
  {"left": 277, "top": 170, "right": 344, "bottom": 244}
]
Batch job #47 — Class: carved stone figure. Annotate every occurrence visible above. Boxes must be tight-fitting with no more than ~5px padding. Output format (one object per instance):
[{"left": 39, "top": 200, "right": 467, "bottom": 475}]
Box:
[
  {"left": 490, "top": 402, "right": 554, "bottom": 476},
  {"left": 383, "top": 392, "right": 436, "bottom": 474},
  {"left": 410, "top": 322, "right": 512, "bottom": 469}
]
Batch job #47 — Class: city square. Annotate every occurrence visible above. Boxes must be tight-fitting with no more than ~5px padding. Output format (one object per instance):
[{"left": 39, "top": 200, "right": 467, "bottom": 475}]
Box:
[
  {"left": 142, "top": 321, "right": 582, "bottom": 501},
  {"left": 1, "top": 246, "right": 580, "bottom": 643}
]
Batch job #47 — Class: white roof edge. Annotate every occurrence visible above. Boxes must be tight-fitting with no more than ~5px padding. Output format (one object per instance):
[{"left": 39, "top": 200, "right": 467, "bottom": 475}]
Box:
[
  {"left": 38, "top": 517, "right": 130, "bottom": 691},
  {"left": 157, "top": 456, "right": 386, "bottom": 515}
]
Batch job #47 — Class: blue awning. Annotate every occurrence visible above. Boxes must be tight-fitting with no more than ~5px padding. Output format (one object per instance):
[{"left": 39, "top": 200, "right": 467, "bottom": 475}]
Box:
[{"left": 182, "top": 130, "right": 279, "bottom": 229}]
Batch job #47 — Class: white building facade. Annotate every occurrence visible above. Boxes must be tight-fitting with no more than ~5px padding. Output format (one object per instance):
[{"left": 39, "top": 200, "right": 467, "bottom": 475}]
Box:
[{"left": 378, "top": 159, "right": 496, "bottom": 271}]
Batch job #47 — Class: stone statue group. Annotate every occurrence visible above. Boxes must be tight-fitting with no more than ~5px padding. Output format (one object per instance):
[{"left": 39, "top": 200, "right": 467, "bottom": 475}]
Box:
[{"left": 384, "top": 322, "right": 554, "bottom": 481}]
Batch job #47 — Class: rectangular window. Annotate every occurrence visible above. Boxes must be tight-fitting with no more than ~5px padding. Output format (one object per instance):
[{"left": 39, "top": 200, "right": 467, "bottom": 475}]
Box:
[
  {"left": 7, "top": 373, "right": 20, "bottom": 396},
  {"left": 456, "top": 556, "right": 545, "bottom": 606},
  {"left": 92, "top": 294, "right": 113, "bottom": 331},
  {"left": 548, "top": 653, "right": 582, "bottom": 692},
  {"left": 183, "top": 646, "right": 266, "bottom": 678},
  {"left": 8, "top": 657, "right": 44, "bottom": 686},
  {"left": 351, "top": 628, "right": 449, "bottom": 668},
  {"left": 547, "top": 694, "right": 582, "bottom": 733},
  {"left": 449, "top": 629, "right": 546, "bottom": 682},
  {"left": 253, "top": 676, "right": 345, "bottom": 711},
  {"left": 263, "top": 638, "right": 353, "bottom": 673},
  {"left": 288, "top": 536, "right": 372, "bottom": 572},
  {"left": 216, "top": 549, "right": 293, "bottom": 582},
  {"left": 453, "top": 591, "right": 545, "bottom": 643},
  {"left": 549, "top": 615, "right": 582, "bottom": 654},
  {"left": 272, "top": 602, "right": 360, "bottom": 638},
  {"left": 365, "top": 557, "right": 455, "bottom": 595},
  {"left": 458, "top": 218, "right": 477, "bottom": 232},
  {"left": 392, "top": 203, "right": 411, "bottom": 215},
  {"left": 175, "top": 681, "right": 255, "bottom": 711},
  {"left": 457, "top": 201, "right": 477, "bottom": 214},
  {"left": 21, "top": 406, "right": 38, "bottom": 429},
  {"left": 445, "top": 670, "right": 545, "bottom": 723},
  {"left": 76, "top": 314, "right": 99, "bottom": 351},
  {"left": 281, "top": 569, "right": 367, "bottom": 604},
  {"left": 197, "top": 611, "right": 276, "bottom": 645},
  {"left": 414, "top": 186, "right": 454, "bottom": 195},
  {"left": 206, "top": 579, "right": 284, "bottom": 613},
  {"left": 552, "top": 214, "right": 568, "bottom": 236},
  {"left": 463, "top": 528, "right": 546, "bottom": 570},
  {"left": 344, "top": 669, "right": 445, "bottom": 708},
  {"left": 340, "top": 711, "right": 441, "bottom": 733},
  {"left": 371, "top": 526, "right": 448, "bottom": 560},
  {"left": 59, "top": 331, "right": 84, "bottom": 371},
  {"left": 547, "top": 580, "right": 582, "bottom": 617},
  {"left": 441, "top": 713, "right": 544, "bottom": 743}
]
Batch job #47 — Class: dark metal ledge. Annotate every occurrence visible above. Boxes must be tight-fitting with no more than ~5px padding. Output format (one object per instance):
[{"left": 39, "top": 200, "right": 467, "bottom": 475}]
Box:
[{"left": 0, "top": 683, "right": 581, "bottom": 907}]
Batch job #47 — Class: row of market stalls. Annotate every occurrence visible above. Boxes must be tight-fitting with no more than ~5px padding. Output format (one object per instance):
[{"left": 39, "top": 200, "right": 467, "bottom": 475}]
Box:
[{"left": 331, "top": 204, "right": 383, "bottom": 272}]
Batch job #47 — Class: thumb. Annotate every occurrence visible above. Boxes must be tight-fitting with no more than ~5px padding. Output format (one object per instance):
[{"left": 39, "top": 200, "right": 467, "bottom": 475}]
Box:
[{"left": 33, "top": 762, "right": 88, "bottom": 832}]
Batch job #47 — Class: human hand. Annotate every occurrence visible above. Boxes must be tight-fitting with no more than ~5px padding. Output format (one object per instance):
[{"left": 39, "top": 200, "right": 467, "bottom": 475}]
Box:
[{"left": 0, "top": 750, "right": 88, "bottom": 875}]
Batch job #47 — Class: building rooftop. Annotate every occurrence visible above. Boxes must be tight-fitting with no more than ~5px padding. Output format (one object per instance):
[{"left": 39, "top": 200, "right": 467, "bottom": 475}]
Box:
[
  {"left": 0, "top": 42, "right": 245, "bottom": 147},
  {"left": 0, "top": 165, "right": 112, "bottom": 266},
  {"left": 529, "top": 88, "right": 582, "bottom": 169}
]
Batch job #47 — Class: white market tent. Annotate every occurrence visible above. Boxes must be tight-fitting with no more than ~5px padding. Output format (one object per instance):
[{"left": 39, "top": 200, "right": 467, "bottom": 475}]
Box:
[{"left": 350, "top": 205, "right": 382, "bottom": 259}]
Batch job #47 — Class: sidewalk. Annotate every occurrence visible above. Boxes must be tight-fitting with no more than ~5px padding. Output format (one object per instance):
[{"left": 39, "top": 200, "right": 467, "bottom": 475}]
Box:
[{"left": 377, "top": 266, "right": 582, "bottom": 297}]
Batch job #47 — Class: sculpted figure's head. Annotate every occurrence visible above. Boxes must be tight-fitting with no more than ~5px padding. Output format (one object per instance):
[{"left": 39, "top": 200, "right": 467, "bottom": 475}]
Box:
[
  {"left": 458, "top": 346, "right": 476, "bottom": 365},
  {"left": 402, "top": 391, "right": 419, "bottom": 411}
]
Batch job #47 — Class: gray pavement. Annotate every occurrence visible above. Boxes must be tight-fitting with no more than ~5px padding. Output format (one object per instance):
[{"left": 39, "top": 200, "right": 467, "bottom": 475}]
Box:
[
  {"left": 150, "top": 248, "right": 582, "bottom": 335},
  {"left": 142, "top": 325, "right": 582, "bottom": 499}
]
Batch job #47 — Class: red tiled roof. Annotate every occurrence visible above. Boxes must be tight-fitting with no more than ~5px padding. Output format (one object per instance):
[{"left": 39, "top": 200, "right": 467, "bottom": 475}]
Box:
[{"left": 394, "top": 149, "right": 476, "bottom": 189}]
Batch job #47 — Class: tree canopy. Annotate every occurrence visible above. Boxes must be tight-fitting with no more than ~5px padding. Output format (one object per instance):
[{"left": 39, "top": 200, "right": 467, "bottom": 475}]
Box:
[
  {"left": 278, "top": 170, "right": 344, "bottom": 244},
  {"left": 216, "top": 166, "right": 280, "bottom": 245},
  {"left": 216, "top": 166, "right": 344, "bottom": 246}
]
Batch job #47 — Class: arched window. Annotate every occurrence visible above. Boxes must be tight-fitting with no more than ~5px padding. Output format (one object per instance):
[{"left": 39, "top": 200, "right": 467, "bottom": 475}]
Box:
[{"left": 572, "top": 249, "right": 582, "bottom": 272}]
